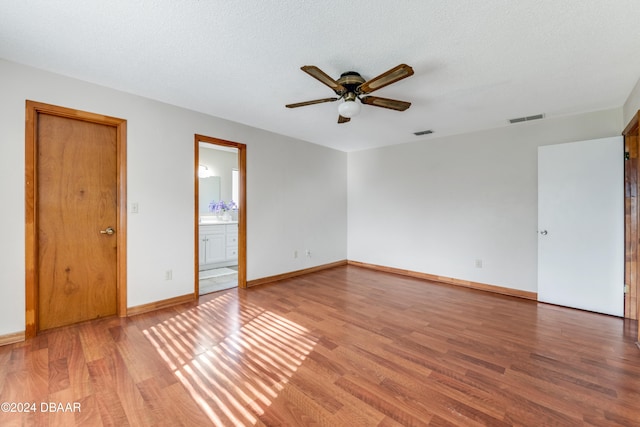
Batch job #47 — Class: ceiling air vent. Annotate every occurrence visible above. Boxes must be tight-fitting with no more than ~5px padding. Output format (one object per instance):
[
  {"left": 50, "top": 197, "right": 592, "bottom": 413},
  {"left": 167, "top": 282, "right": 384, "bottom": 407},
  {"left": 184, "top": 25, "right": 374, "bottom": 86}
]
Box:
[
  {"left": 414, "top": 129, "right": 433, "bottom": 136},
  {"left": 509, "top": 114, "right": 544, "bottom": 124}
]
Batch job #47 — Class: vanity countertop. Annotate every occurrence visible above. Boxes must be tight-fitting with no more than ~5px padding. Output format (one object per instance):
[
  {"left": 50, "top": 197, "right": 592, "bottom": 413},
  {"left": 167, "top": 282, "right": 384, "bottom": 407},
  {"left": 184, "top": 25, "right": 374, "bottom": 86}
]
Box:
[{"left": 199, "top": 219, "right": 238, "bottom": 225}]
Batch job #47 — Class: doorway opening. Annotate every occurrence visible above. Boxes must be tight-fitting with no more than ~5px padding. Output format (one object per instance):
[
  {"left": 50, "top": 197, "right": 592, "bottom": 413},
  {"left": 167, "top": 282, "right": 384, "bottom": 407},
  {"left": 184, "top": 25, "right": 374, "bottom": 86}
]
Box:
[
  {"left": 194, "top": 135, "right": 247, "bottom": 296},
  {"left": 25, "top": 101, "right": 127, "bottom": 338}
]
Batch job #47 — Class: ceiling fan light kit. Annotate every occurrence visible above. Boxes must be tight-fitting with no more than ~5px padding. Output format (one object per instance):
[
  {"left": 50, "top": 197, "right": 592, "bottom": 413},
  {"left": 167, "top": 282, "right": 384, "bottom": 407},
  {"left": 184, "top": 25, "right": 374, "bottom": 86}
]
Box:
[
  {"left": 337, "top": 93, "right": 361, "bottom": 118},
  {"left": 286, "top": 64, "right": 414, "bottom": 123}
]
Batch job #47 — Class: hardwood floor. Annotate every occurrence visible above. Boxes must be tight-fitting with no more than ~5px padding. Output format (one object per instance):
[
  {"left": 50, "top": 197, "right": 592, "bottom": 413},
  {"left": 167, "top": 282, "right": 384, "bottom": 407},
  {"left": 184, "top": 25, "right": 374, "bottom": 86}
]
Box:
[{"left": 1, "top": 265, "right": 639, "bottom": 426}]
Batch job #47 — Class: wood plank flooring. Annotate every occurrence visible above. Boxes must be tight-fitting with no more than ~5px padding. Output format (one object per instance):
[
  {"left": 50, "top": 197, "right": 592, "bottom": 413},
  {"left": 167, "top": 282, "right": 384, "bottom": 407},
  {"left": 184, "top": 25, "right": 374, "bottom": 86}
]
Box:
[{"left": 1, "top": 265, "right": 639, "bottom": 426}]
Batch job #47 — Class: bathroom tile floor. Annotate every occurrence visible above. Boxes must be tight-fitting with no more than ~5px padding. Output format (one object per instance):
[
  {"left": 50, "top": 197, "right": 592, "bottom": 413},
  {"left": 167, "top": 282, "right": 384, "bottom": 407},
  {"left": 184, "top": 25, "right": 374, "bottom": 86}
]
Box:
[{"left": 199, "top": 266, "right": 237, "bottom": 295}]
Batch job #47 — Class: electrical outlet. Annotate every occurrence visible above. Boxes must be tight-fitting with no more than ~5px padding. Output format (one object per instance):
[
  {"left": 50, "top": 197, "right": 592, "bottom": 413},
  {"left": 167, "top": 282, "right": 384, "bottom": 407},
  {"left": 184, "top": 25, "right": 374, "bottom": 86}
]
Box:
[
  {"left": 131, "top": 202, "right": 139, "bottom": 214},
  {"left": 475, "top": 259, "right": 483, "bottom": 268},
  {"left": 165, "top": 270, "right": 172, "bottom": 280},
  {"left": 305, "top": 249, "right": 311, "bottom": 257},
  {"left": 293, "top": 250, "right": 298, "bottom": 259}
]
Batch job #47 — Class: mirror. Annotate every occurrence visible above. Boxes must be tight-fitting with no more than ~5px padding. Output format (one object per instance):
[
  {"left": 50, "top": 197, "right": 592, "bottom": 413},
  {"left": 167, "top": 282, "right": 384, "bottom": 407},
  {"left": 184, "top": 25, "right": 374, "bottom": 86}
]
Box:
[
  {"left": 199, "top": 176, "right": 220, "bottom": 214},
  {"left": 199, "top": 143, "right": 239, "bottom": 216}
]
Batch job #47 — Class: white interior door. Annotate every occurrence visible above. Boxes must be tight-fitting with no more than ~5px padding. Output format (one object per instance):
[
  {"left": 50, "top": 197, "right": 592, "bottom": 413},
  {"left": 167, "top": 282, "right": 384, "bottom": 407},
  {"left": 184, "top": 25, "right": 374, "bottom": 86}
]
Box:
[{"left": 538, "top": 136, "right": 624, "bottom": 316}]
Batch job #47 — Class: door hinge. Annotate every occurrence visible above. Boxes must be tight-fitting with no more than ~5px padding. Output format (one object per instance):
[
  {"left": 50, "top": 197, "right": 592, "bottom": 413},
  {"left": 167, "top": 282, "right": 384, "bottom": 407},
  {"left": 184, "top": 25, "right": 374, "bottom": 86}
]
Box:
[
  {"left": 625, "top": 151, "right": 630, "bottom": 160},
  {"left": 624, "top": 284, "right": 630, "bottom": 294}
]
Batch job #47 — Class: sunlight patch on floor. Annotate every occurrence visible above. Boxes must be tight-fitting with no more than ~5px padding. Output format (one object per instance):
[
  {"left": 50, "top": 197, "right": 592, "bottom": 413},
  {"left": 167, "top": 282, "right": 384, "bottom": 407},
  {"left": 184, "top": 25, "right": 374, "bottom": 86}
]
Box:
[{"left": 143, "top": 292, "right": 318, "bottom": 426}]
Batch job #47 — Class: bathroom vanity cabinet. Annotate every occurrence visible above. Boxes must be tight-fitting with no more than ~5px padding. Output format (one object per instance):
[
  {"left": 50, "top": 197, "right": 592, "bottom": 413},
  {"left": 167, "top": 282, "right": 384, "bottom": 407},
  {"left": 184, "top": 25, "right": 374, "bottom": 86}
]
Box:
[{"left": 199, "top": 222, "right": 238, "bottom": 270}]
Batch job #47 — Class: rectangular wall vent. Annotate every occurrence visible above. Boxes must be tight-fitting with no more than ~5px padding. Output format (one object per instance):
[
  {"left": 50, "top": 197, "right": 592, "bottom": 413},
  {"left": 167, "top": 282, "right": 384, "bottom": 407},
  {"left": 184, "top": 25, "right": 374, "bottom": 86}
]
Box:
[
  {"left": 509, "top": 114, "right": 545, "bottom": 124},
  {"left": 414, "top": 129, "right": 433, "bottom": 136}
]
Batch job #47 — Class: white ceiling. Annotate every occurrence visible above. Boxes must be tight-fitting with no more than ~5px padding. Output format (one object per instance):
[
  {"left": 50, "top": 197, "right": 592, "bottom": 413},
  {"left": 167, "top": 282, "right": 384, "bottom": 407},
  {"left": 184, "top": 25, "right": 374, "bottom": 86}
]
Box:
[{"left": 2, "top": 1, "right": 640, "bottom": 152}]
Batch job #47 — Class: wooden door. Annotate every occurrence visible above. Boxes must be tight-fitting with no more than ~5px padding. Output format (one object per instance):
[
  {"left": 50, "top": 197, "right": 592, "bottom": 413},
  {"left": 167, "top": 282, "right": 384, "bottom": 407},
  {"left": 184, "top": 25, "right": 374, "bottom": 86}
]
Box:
[
  {"left": 25, "top": 101, "right": 127, "bottom": 336},
  {"left": 37, "top": 114, "right": 117, "bottom": 329}
]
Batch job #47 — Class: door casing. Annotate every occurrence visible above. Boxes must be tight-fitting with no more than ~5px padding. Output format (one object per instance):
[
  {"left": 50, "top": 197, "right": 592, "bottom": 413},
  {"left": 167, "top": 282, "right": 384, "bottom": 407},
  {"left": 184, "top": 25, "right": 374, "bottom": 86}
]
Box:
[
  {"left": 25, "top": 100, "right": 127, "bottom": 338},
  {"left": 623, "top": 110, "right": 640, "bottom": 344}
]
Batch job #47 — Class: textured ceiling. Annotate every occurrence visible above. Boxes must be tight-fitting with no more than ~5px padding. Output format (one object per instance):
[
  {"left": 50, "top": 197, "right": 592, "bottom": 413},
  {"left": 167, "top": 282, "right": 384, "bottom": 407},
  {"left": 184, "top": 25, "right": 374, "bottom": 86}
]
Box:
[{"left": 2, "top": 1, "right": 640, "bottom": 151}]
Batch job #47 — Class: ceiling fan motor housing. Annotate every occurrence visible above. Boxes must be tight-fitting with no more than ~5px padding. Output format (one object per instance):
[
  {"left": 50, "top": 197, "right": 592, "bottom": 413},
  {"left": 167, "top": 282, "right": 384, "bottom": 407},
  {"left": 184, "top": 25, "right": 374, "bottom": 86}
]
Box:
[{"left": 337, "top": 71, "right": 365, "bottom": 95}]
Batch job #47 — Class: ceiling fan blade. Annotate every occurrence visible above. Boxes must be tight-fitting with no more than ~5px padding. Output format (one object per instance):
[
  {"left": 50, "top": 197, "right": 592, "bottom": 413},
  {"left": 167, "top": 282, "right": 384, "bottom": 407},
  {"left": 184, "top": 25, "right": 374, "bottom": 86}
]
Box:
[
  {"left": 301, "top": 66, "right": 347, "bottom": 94},
  {"left": 357, "top": 64, "right": 414, "bottom": 94},
  {"left": 338, "top": 115, "right": 351, "bottom": 124},
  {"left": 361, "top": 96, "right": 411, "bottom": 111},
  {"left": 286, "top": 97, "right": 339, "bottom": 108}
]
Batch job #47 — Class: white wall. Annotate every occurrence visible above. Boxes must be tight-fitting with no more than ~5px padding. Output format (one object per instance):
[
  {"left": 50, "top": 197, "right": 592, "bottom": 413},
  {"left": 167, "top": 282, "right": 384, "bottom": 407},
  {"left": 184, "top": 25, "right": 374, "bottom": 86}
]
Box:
[
  {"left": 0, "top": 59, "right": 347, "bottom": 336},
  {"left": 623, "top": 76, "right": 640, "bottom": 126},
  {"left": 347, "top": 109, "right": 622, "bottom": 293},
  {"left": 248, "top": 135, "right": 347, "bottom": 279}
]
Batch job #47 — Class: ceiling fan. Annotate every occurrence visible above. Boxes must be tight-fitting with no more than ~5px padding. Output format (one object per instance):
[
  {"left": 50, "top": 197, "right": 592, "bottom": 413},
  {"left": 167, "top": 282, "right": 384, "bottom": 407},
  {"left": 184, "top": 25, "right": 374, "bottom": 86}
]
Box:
[{"left": 286, "top": 64, "right": 414, "bottom": 123}]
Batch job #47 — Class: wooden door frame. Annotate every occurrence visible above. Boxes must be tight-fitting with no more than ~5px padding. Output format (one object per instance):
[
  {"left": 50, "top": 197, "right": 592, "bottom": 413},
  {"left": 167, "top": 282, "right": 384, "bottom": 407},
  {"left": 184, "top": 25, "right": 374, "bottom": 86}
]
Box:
[
  {"left": 194, "top": 135, "right": 247, "bottom": 294},
  {"left": 623, "top": 110, "right": 640, "bottom": 343},
  {"left": 25, "top": 100, "right": 127, "bottom": 338}
]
